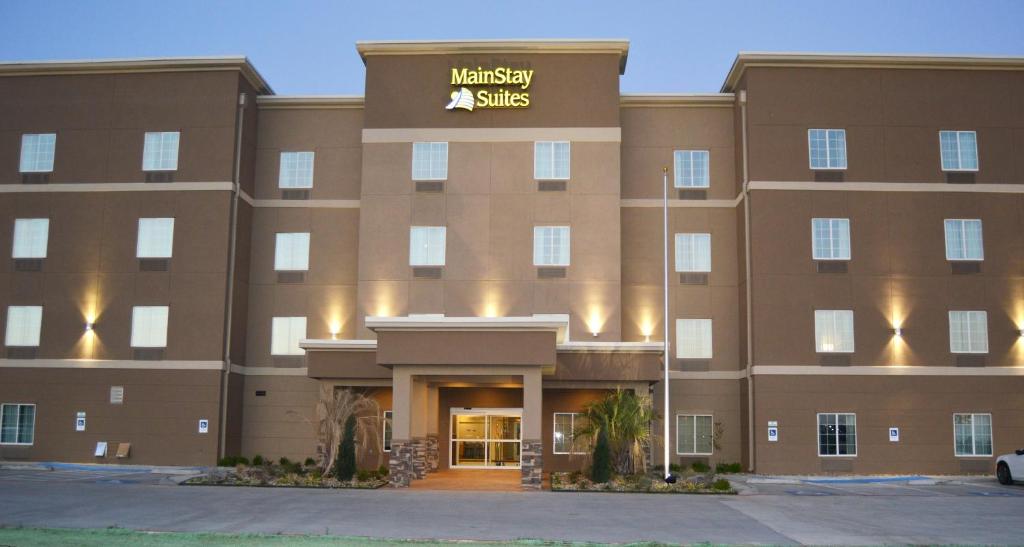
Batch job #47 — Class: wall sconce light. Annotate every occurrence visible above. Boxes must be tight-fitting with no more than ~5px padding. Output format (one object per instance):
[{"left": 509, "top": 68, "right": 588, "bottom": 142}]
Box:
[
  {"left": 84, "top": 322, "right": 94, "bottom": 333},
  {"left": 1018, "top": 328, "right": 1024, "bottom": 338},
  {"left": 892, "top": 327, "right": 903, "bottom": 337},
  {"left": 329, "top": 323, "right": 341, "bottom": 341},
  {"left": 644, "top": 335, "right": 651, "bottom": 343}
]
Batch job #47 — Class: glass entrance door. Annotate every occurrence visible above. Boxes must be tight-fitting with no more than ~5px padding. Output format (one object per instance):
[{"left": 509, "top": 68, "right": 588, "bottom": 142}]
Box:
[{"left": 450, "top": 408, "right": 522, "bottom": 469}]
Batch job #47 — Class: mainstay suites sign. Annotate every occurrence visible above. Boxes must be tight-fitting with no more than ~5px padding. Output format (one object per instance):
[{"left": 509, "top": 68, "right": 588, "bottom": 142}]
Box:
[{"left": 445, "top": 66, "right": 535, "bottom": 111}]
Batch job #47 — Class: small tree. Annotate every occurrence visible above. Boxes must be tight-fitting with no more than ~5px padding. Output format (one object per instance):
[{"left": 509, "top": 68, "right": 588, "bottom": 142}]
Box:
[
  {"left": 312, "top": 387, "right": 381, "bottom": 475},
  {"left": 334, "top": 414, "right": 357, "bottom": 480},
  {"left": 591, "top": 428, "right": 613, "bottom": 483},
  {"left": 576, "top": 388, "right": 655, "bottom": 475}
]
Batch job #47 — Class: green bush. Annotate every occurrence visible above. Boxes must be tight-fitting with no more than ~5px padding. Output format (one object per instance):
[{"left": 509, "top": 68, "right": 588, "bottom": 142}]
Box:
[
  {"left": 669, "top": 463, "right": 682, "bottom": 473},
  {"left": 251, "top": 454, "right": 264, "bottom": 466},
  {"left": 356, "top": 469, "right": 374, "bottom": 482},
  {"left": 712, "top": 478, "right": 731, "bottom": 491},
  {"left": 715, "top": 462, "right": 742, "bottom": 474},
  {"left": 304, "top": 457, "right": 316, "bottom": 467},
  {"left": 334, "top": 415, "right": 357, "bottom": 481},
  {"left": 378, "top": 464, "right": 389, "bottom": 477},
  {"left": 691, "top": 461, "right": 711, "bottom": 473},
  {"left": 591, "top": 428, "right": 613, "bottom": 483}
]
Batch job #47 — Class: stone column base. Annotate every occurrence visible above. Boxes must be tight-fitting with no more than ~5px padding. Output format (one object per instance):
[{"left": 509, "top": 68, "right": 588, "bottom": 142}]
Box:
[
  {"left": 411, "top": 437, "right": 427, "bottom": 479},
  {"left": 425, "top": 435, "right": 439, "bottom": 472},
  {"left": 521, "top": 439, "right": 543, "bottom": 490},
  {"left": 389, "top": 441, "right": 415, "bottom": 487}
]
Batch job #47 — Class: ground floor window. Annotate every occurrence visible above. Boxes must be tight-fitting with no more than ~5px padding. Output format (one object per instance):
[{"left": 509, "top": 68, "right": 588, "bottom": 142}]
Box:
[
  {"left": 676, "top": 414, "right": 713, "bottom": 455},
  {"left": 553, "top": 412, "right": 589, "bottom": 455},
  {"left": 954, "top": 413, "right": 992, "bottom": 456},
  {"left": 382, "top": 410, "right": 392, "bottom": 452},
  {"left": 817, "top": 413, "right": 856, "bottom": 456},
  {"left": 0, "top": 403, "right": 35, "bottom": 445}
]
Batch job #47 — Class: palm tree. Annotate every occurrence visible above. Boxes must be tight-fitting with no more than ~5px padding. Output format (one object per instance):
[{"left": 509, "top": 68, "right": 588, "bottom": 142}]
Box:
[{"left": 574, "top": 388, "right": 655, "bottom": 475}]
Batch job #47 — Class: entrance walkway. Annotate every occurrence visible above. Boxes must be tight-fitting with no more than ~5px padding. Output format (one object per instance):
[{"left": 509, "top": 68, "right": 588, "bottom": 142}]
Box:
[{"left": 409, "top": 469, "right": 521, "bottom": 491}]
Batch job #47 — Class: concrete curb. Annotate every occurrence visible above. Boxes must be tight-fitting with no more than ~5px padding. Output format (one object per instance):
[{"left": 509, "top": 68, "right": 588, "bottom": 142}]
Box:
[{"left": 0, "top": 461, "right": 208, "bottom": 475}]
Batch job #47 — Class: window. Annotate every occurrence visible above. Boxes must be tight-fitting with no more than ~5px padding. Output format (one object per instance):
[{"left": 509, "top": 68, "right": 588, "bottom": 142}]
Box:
[
  {"left": 818, "top": 413, "right": 857, "bottom": 456},
  {"left": 274, "top": 233, "right": 310, "bottom": 271},
  {"left": 412, "top": 142, "right": 448, "bottom": 180},
  {"left": 675, "top": 233, "right": 711, "bottom": 272},
  {"left": 136, "top": 218, "right": 174, "bottom": 258},
  {"left": 811, "top": 218, "right": 851, "bottom": 260},
  {"left": 278, "top": 151, "right": 315, "bottom": 188},
  {"left": 0, "top": 404, "right": 35, "bottom": 445},
  {"left": 673, "top": 150, "right": 710, "bottom": 188},
  {"left": 19, "top": 134, "right": 56, "bottom": 173},
  {"left": 944, "top": 219, "right": 983, "bottom": 261},
  {"left": 534, "top": 141, "right": 570, "bottom": 180},
  {"left": 130, "top": 306, "right": 168, "bottom": 348},
  {"left": 382, "top": 410, "right": 393, "bottom": 452},
  {"left": 5, "top": 306, "right": 42, "bottom": 347},
  {"left": 949, "top": 311, "right": 988, "bottom": 354},
  {"left": 676, "top": 414, "right": 713, "bottom": 455},
  {"left": 409, "top": 226, "right": 446, "bottom": 266},
  {"left": 808, "top": 129, "right": 847, "bottom": 170},
  {"left": 940, "top": 131, "right": 978, "bottom": 172},
  {"left": 676, "top": 319, "right": 713, "bottom": 359},
  {"left": 815, "top": 310, "right": 854, "bottom": 353},
  {"left": 271, "top": 316, "right": 306, "bottom": 356},
  {"left": 142, "top": 132, "right": 180, "bottom": 171},
  {"left": 11, "top": 218, "right": 49, "bottom": 259},
  {"left": 533, "top": 226, "right": 570, "bottom": 266},
  {"left": 553, "top": 412, "right": 589, "bottom": 455},
  {"left": 954, "top": 413, "right": 992, "bottom": 456}
]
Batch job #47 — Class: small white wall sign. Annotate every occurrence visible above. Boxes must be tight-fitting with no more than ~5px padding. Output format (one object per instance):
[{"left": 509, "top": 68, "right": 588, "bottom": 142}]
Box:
[
  {"left": 75, "top": 412, "right": 86, "bottom": 432},
  {"left": 768, "top": 420, "right": 779, "bottom": 442},
  {"left": 889, "top": 427, "right": 900, "bottom": 442},
  {"left": 198, "top": 419, "right": 209, "bottom": 434}
]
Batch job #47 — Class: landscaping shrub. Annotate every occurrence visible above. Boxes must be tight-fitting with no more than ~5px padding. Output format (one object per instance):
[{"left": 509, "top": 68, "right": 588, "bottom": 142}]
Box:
[
  {"left": 251, "top": 455, "right": 264, "bottom": 466},
  {"left": 356, "top": 469, "right": 373, "bottom": 482},
  {"left": 669, "top": 463, "right": 682, "bottom": 473},
  {"left": 217, "top": 456, "right": 240, "bottom": 467},
  {"left": 278, "top": 457, "right": 301, "bottom": 474},
  {"left": 715, "top": 462, "right": 742, "bottom": 474},
  {"left": 304, "top": 457, "right": 316, "bottom": 467},
  {"left": 712, "top": 478, "right": 731, "bottom": 491},
  {"left": 334, "top": 415, "right": 357, "bottom": 480},
  {"left": 378, "top": 464, "right": 389, "bottom": 477},
  {"left": 691, "top": 461, "right": 711, "bottom": 473},
  {"left": 591, "top": 428, "right": 613, "bottom": 483}
]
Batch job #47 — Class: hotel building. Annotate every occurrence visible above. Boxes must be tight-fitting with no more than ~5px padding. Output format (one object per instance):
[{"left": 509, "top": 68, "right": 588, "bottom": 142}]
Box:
[{"left": 1, "top": 40, "right": 1022, "bottom": 488}]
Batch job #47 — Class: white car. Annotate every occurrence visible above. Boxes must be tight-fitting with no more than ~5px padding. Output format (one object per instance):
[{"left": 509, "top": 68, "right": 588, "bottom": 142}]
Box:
[{"left": 996, "top": 449, "right": 1024, "bottom": 485}]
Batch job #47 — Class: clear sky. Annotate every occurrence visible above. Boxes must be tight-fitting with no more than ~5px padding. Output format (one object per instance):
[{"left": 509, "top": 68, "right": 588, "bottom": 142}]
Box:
[{"left": 1, "top": 0, "right": 1022, "bottom": 94}]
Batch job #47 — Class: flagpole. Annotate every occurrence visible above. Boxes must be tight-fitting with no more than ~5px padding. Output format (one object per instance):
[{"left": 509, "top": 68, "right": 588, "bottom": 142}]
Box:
[{"left": 662, "top": 166, "right": 672, "bottom": 481}]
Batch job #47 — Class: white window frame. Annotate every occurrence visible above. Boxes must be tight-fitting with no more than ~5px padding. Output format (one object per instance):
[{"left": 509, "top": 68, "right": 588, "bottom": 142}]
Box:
[
  {"left": 948, "top": 311, "right": 989, "bottom": 354},
  {"left": 0, "top": 403, "right": 36, "bottom": 446},
  {"left": 271, "top": 316, "right": 306, "bottom": 356},
  {"left": 411, "top": 142, "right": 449, "bottom": 181},
  {"left": 409, "top": 226, "right": 447, "bottom": 267},
  {"left": 142, "top": 131, "right": 180, "bottom": 172},
  {"left": 953, "top": 412, "right": 993, "bottom": 457},
  {"left": 11, "top": 218, "right": 49, "bottom": 259},
  {"left": 811, "top": 218, "right": 851, "bottom": 261},
  {"left": 19, "top": 133, "right": 56, "bottom": 173},
  {"left": 676, "top": 318, "right": 713, "bottom": 359},
  {"left": 136, "top": 218, "right": 175, "bottom": 259},
  {"left": 814, "top": 310, "right": 855, "bottom": 353},
  {"left": 676, "top": 414, "right": 714, "bottom": 456},
  {"left": 675, "top": 233, "right": 711, "bottom": 272},
  {"left": 383, "top": 410, "right": 393, "bottom": 452},
  {"left": 130, "top": 306, "right": 169, "bottom": 348},
  {"left": 673, "top": 150, "right": 710, "bottom": 188},
  {"left": 943, "top": 219, "right": 984, "bottom": 261},
  {"left": 4, "top": 306, "right": 43, "bottom": 347},
  {"left": 939, "top": 130, "right": 979, "bottom": 172},
  {"left": 817, "top": 412, "right": 857, "bottom": 457},
  {"left": 533, "top": 226, "right": 570, "bottom": 267},
  {"left": 553, "top": 412, "right": 588, "bottom": 455},
  {"left": 278, "top": 151, "right": 315, "bottom": 189},
  {"left": 534, "top": 141, "right": 570, "bottom": 180},
  {"left": 807, "top": 129, "right": 848, "bottom": 170},
  {"left": 274, "top": 232, "right": 311, "bottom": 272}
]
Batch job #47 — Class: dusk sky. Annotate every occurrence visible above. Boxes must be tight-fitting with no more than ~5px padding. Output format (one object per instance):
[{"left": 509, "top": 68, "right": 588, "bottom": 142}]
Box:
[{"left": 1, "top": 0, "right": 1022, "bottom": 94}]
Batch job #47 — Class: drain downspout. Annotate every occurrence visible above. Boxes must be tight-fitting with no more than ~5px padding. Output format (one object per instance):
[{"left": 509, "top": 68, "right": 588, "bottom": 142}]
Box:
[{"left": 739, "top": 90, "right": 755, "bottom": 471}]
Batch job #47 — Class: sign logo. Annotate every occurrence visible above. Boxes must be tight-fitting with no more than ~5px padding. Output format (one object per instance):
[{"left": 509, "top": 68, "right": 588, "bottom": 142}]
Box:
[{"left": 446, "top": 66, "right": 534, "bottom": 111}]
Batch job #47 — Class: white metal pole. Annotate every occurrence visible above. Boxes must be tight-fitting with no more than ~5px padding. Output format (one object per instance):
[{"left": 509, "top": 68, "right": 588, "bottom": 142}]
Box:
[{"left": 662, "top": 167, "right": 671, "bottom": 480}]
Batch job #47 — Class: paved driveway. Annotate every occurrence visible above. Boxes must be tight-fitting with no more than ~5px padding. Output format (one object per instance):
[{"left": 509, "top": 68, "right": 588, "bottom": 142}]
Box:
[{"left": 0, "top": 467, "right": 1022, "bottom": 545}]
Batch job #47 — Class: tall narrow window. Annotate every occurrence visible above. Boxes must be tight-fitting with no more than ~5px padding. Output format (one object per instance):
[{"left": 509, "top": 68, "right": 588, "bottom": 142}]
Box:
[
  {"left": 818, "top": 413, "right": 857, "bottom": 456},
  {"left": 944, "top": 219, "right": 983, "bottom": 261},
  {"left": 939, "top": 131, "right": 978, "bottom": 171},
  {"left": 673, "top": 150, "right": 710, "bottom": 188},
  {"left": 271, "top": 317, "right": 306, "bottom": 355},
  {"left": 19, "top": 134, "right": 56, "bottom": 173},
  {"left": 4, "top": 306, "right": 42, "bottom": 347},
  {"left": 808, "top": 129, "right": 847, "bottom": 170},
  {"left": 412, "top": 142, "right": 448, "bottom": 180},
  {"left": 533, "top": 226, "right": 570, "bottom": 266},
  {"left": 954, "top": 413, "right": 992, "bottom": 456},
  {"left": 409, "top": 226, "right": 446, "bottom": 266},
  {"left": 815, "top": 310, "right": 854, "bottom": 353},
  {"left": 949, "top": 311, "right": 988, "bottom": 354},
  {"left": 131, "top": 306, "right": 169, "bottom": 348},
  {"left": 676, "top": 319, "right": 713, "bottom": 359},
  {"left": 534, "top": 141, "right": 570, "bottom": 180},
  {"left": 142, "top": 132, "right": 180, "bottom": 171},
  {"left": 274, "top": 233, "right": 310, "bottom": 271},
  {"left": 811, "top": 218, "right": 851, "bottom": 260},
  {"left": 553, "top": 412, "right": 589, "bottom": 454},
  {"left": 11, "top": 219, "right": 49, "bottom": 259},
  {"left": 676, "top": 414, "right": 713, "bottom": 455},
  {"left": 279, "top": 151, "right": 315, "bottom": 188},
  {"left": 675, "top": 233, "right": 711, "bottom": 272},
  {"left": 136, "top": 218, "right": 174, "bottom": 258},
  {"left": 383, "top": 410, "right": 393, "bottom": 452},
  {"left": 0, "top": 404, "right": 35, "bottom": 445}
]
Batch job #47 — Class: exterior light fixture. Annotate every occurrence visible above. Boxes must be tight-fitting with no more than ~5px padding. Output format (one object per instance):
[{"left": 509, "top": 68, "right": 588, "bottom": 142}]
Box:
[
  {"left": 644, "top": 335, "right": 651, "bottom": 343},
  {"left": 1019, "top": 328, "right": 1024, "bottom": 338},
  {"left": 329, "top": 323, "right": 341, "bottom": 340},
  {"left": 893, "top": 327, "right": 902, "bottom": 337},
  {"left": 84, "top": 322, "right": 94, "bottom": 332}
]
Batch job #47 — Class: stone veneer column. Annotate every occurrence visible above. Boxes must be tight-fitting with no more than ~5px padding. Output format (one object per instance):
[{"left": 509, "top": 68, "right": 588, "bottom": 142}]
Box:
[
  {"left": 425, "top": 435, "right": 439, "bottom": 471},
  {"left": 520, "top": 440, "right": 543, "bottom": 490},
  {"left": 411, "top": 437, "right": 428, "bottom": 479},
  {"left": 388, "top": 441, "right": 415, "bottom": 487}
]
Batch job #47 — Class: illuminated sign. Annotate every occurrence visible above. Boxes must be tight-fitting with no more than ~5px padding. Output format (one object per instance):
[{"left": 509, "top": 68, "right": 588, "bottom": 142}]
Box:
[{"left": 446, "top": 66, "right": 534, "bottom": 111}]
